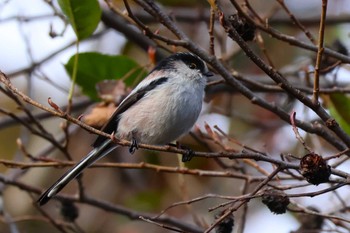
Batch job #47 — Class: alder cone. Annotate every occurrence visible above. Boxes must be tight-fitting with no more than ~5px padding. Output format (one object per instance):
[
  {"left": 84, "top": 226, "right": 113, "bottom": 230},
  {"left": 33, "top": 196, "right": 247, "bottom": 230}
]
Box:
[
  {"left": 262, "top": 189, "right": 290, "bottom": 214},
  {"left": 300, "top": 153, "right": 331, "bottom": 185}
]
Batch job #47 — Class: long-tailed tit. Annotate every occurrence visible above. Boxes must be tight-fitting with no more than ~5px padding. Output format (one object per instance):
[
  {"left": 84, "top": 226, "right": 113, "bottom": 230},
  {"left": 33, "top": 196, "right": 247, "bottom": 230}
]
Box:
[{"left": 38, "top": 52, "right": 213, "bottom": 205}]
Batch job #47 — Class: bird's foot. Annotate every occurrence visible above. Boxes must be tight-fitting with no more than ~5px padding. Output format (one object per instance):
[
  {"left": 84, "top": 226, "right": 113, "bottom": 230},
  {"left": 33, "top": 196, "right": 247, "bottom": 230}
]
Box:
[
  {"left": 181, "top": 146, "right": 195, "bottom": 162},
  {"left": 169, "top": 142, "right": 195, "bottom": 162},
  {"left": 129, "top": 137, "right": 139, "bottom": 154}
]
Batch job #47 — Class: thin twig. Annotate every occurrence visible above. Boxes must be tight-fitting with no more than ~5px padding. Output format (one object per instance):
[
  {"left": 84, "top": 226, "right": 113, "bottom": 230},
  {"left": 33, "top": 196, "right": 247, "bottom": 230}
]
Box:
[
  {"left": 205, "top": 166, "right": 282, "bottom": 232},
  {"left": 290, "top": 111, "right": 313, "bottom": 153},
  {"left": 208, "top": 0, "right": 216, "bottom": 55},
  {"left": 139, "top": 216, "right": 186, "bottom": 233},
  {"left": 275, "top": 0, "right": 316, "bottom": 44},
  {"left": 243, "top": 0, "right": 264, "bottom": 23},
  {"left": 0, "top": 159, "right": 293, "bottom": 181},
  {"left": 312, "top": 0, "right": 328, "bottom": 104}
]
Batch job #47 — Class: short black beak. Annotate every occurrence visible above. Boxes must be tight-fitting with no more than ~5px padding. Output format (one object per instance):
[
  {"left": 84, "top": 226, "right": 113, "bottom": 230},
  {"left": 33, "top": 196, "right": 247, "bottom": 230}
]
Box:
[{"left": 204, "top": 71, "right": 214, "bottom": 77}]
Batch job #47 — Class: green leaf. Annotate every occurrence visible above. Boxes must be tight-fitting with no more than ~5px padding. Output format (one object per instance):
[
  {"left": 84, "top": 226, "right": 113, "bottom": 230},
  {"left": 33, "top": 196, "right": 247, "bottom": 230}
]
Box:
[
  {"left": 330, "top": 94, "right": 350, "bottom": 123},
  {"left": 58, "top": 0, "right": 101, "bottom": 40},
  {"left": 65, "top": 52, "right": 147, "bottom": 100},
  {"left": 328, "top": 93, "right": 350, "bottom": 134},
  {"left": 125, "top": 190, "right": 163, "bottom": 211}
]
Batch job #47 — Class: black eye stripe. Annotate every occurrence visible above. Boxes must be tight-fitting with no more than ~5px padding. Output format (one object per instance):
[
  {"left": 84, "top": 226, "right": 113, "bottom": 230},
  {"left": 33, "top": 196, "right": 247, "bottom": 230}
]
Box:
[
  {"left": 151, "top": 52, "right": 205, "bottom": 73},
  {"left": 180, "top": 55, "right": 204, "bottom": 71}
]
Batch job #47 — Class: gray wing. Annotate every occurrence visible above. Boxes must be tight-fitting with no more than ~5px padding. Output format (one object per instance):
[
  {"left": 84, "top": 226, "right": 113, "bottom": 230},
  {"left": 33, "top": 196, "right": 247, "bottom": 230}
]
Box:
[{"left": 92, "top": 77, "right": 168, "bottom": 147}]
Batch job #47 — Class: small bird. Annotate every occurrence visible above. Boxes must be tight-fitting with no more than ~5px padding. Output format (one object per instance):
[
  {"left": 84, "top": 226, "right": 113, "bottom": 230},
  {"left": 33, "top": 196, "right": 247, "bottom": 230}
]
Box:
[{"left": 37, "top": 52, "right": 213, "bottom": 205}]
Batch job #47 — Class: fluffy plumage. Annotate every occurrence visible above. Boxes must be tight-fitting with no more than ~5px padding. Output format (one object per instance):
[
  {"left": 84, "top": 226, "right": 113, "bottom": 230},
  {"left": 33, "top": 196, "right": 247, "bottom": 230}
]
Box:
[{"left": 37, "top": 52, "right": 212, "bottom": 205}]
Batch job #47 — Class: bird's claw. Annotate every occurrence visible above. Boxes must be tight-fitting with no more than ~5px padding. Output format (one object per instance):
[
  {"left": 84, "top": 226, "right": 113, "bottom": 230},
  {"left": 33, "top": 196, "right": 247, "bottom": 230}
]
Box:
[
  {"left": 181, "top": 147, "right": 195, "bottom": 162},
  {"left": 129, "top": 137, "right": 139, "bottom": 154},
  {"left": 172, "top": 142, "right": 195, "bottom": 162}
]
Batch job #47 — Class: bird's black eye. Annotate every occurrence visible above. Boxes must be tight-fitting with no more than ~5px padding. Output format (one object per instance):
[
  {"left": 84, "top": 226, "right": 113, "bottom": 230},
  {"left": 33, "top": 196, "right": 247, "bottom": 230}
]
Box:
[{"left": 189, "top": 63, "right": 197, "bottom": 69}]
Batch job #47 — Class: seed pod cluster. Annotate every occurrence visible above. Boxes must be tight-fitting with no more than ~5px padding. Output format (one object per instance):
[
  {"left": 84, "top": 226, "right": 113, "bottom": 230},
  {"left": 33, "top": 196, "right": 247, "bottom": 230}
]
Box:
[
  {"left": 318, "top": 39, "right": 348, "bottom": 73},
  {"left": 228, "top": 14, "right": 256, "bottom": 42},
  {"left": 262, "top": 189, "right": 290, "bottom": 214},
  {"left": 215, "top": 211, "right": 234, "bottom": 233},
  {"left": 60, "top": 200, "right": 79, "bottom": 222},
  {"left": 300, "top": 153, "right": 331, "bottom": 185}
]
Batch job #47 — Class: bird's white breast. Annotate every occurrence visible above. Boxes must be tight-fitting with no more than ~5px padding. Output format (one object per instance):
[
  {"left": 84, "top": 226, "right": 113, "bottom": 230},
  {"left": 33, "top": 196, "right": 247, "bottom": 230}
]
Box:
[{"left": 116, "top": 76, "right": 205, "bottom": 145}]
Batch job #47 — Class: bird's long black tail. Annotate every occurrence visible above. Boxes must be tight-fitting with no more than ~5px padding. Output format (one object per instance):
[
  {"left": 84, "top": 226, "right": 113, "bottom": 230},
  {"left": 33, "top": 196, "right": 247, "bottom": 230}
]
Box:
[{"left": 37, "top": 139, "right": 117, "bottom": 205}]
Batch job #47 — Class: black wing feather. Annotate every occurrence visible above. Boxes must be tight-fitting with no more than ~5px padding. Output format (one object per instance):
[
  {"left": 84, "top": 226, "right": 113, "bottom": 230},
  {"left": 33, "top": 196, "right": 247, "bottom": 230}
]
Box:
[{"left": 92, "top": 77, "right": 169, "bottom": 147}]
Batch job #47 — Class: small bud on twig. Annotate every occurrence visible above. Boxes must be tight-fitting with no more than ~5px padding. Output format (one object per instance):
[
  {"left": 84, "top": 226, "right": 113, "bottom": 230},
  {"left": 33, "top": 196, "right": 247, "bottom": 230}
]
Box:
[{"left": 48, "top": 97, "right": 64, "bottom": 114}]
